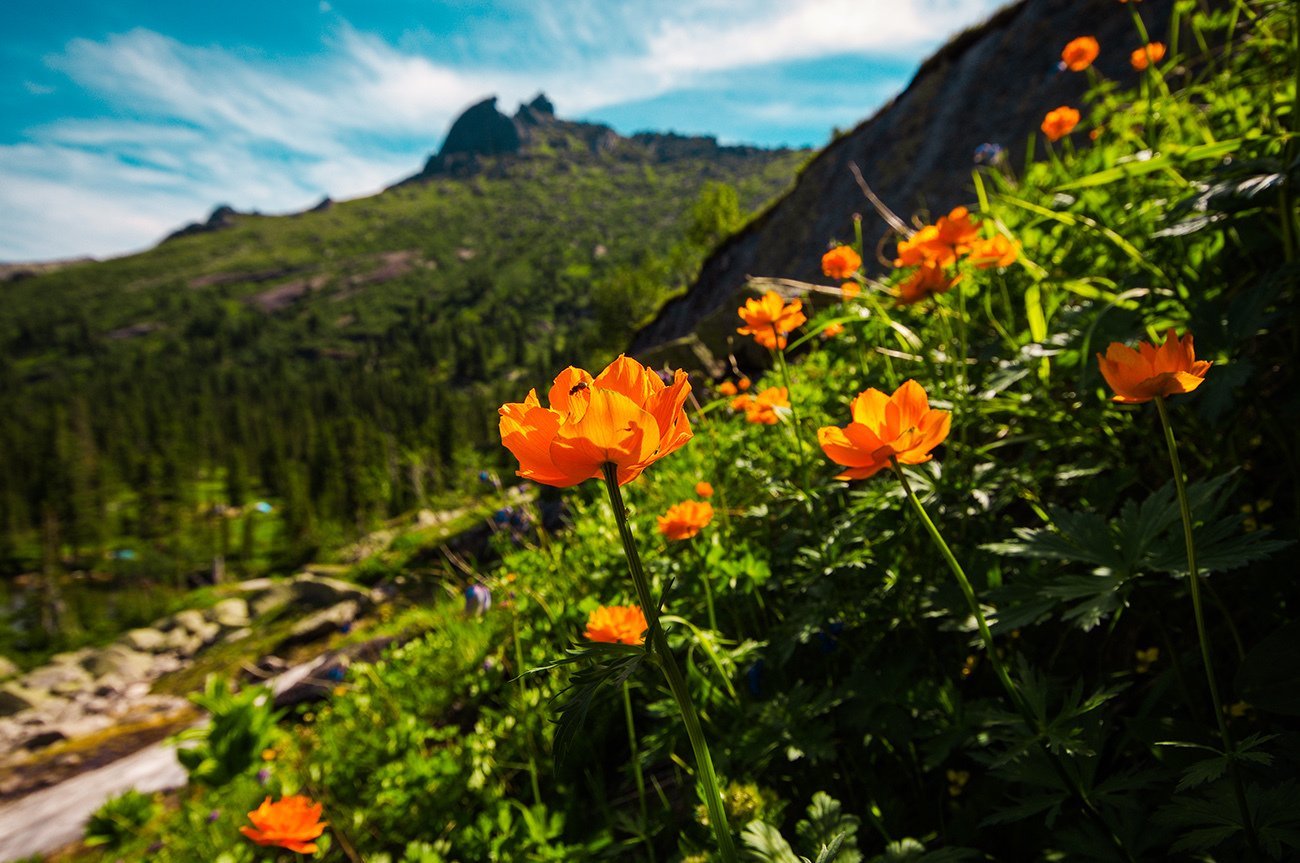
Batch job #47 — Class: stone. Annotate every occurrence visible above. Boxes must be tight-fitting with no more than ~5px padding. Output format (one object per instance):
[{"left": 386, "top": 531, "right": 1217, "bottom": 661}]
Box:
[
  {"left": 277, "top": 600, "right": 360, "bottom": 651},
  {"left": 210, "top": 597, "right": 250, "bottom": 628},
  {"left": 246, "top": 581, "right": 296, "bottom": 617},
  {"left": 22, "top": 662, "right": 91, "bottom": 693},
  {"left": 81, "top": 645, "right": 154, "bottom": 680},
  {"left": 0, "top": 684, "right": 47, "bottom": 717},
  {"left": 21, "top": 729, "right": 66, "bottom": 751},
  {"left": 172, "top": 609, "right": 208, "bottom": 634},
  {"left": 123, "top": 627, "right": 169, "bottom": 653},
  {"left": 164, "top": 628, "right": 203, "bottom": 656},
  {"left": 291, "top": 574, "right": 371, "bottom": 610}
]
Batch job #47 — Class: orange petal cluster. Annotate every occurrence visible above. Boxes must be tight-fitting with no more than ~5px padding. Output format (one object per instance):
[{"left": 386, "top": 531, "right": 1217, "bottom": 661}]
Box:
[
  {"left": 737, "top": 291, "right": 807, "bottom": 350},
  {"left": 718, "top": 381, "right": 738, "bottom": 396},
  {"left": 818, "top": 380, "right": 952, "bottom": 481},
  {"left": 695, "top": 481, "right": 714, "bottom": 498},
  {"left": 968, "top": 235, "right": 1019, "bottom": 269},
  {"left": 744, "top": 386, "right": 790, "bottom": 425},
  {"left": 657, "top": 500, "right": 715, "bottom": 540},
  {"left": 821, "top": 322, "right": 845, "bottom": 340},
  {"left": 821, "top": 245, "right": 862, "bottom": 280},
  {"left": 1096, "top": 328, "right": 1211, "bottom": 404},
  {"left": 499, "top": 356, "right": 692, "bottom": 488},
  {"left": 894, "top": 206, "right": 979, "bottom": 269},
  {"left": 1130, "top": 42, "right": 1165, "bottom": 70},
  {"left": 1042, "top": 106, "right": 1081, "bottom": 142},
  {"left": 1062, "top": 36, "right": 1100, "bottom": 71},
  {"left": 840, "top": 281, "right": 861, "bottom": 300},
  {"left": 585, "top": 604, "right": 648, "bottom": 645},
  {"left": 897, "top": 263, "right": 960, "bottom": 306},
  {"left": 240, "top": 795, "right": 327, "bottom": 854}
]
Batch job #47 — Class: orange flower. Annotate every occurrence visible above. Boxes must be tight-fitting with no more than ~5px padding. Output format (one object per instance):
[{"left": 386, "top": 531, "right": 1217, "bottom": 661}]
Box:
[
  {"left": 822, "top": 245, "right": 862, "bottom": 280},
  {"left": 737, "top": 291, "right": 807, "bottom": 350},
  {"left": 499, "top": 355, "right": 692, "bottom": 488},
  {"left": 968, "top": 235, "right": 1019, "bottom": 269},
  {"left": 695, "top": 481, "right": 714, "bottom": 498},
  {"left": 840, "top": 281, "right": 861, "bottom": 300},
  {"left": 1130, "top": 42, "right": 1166, "bottom": 70},
  {"left": 935, "top": 206, "right": 980, "bottom": 252},
  {"left": 737, "top": 377, "right": 752, "bottom": 391},
  {"left": 817, "top": 380, "right": 952, "bottom": 480},
  {"left": 1041, "top": 106, "right": 1081, "bottom": 142},
  {"left": 585, "top": 604, "right": 648, "bottom": 645},
  {"left": 1061, "top": 36, "right": 1100, "bottom": 71},
  {"left": 729, "top": 393, "right": 755, "bottom": 412},
  {"left": 240, "top": 795, "right": 327, "bottom": 854},
  {"left": 821, "top": 322, "right": 845, "bottom": 339},
  {"left": 1096, "top": 328, "right": 1211, "bottom": 404},
  {"left": 718, "top": 381, "right": 738, "bottom": 396},
  {"left": 745, "top": 386, "right": 790, "bottom": 425},
  {"left": 657, "top": 500, "right": 714, "bottom": 540},
  {"left": 894, "top": 225, "right": 942, "bottom": 267},
  {"left": 896, "top": 262, "right": 959, "bottom": 306}
]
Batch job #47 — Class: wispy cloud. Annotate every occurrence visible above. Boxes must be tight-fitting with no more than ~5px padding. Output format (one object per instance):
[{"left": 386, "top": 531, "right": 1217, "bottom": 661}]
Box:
[{"left": 1, "top": 0, "right": 1004, "bottom": 261}]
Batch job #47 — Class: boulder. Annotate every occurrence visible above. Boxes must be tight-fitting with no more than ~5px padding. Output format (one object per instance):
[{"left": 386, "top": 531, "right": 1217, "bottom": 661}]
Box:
[
  {"left": 81, "top": 645, "right": 154, "bottom": 680},
  {"left": 244, "top": 581, "right": 296, "bottom": 617},
  {"left": 172, "top": 609, "right": 207, "bottom": 634},
  {"left": 22, "top": 662, "right": 91, "bottom": 694},
  {"left": 164, "top": 627, "right": 203, "bottom": 656},
  {"left": 0, "top": 684, "right": 48, "bottom": 717},
  {"left": 277, "top": 600, "right": 360, "bottom": 651},
  {"left": 211, "top": 597, "right": 250, "bottom": 628},
  {"left": 21, "top": 729, "right": 67, "bottom": 751},
  {"left": 291, "top": 574, "right": 371, "bottom": 610},
  {"left": 123, "top": 627, "right": 169, "bottom": 653}
]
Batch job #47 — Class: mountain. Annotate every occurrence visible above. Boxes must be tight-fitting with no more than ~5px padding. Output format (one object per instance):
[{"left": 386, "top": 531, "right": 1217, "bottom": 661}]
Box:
[
  {"left": 0, "top": 95, "right": 805, "bottom": 587},
  {"left": 631, "top": 0, "right": 1175, "bottom": 358}
]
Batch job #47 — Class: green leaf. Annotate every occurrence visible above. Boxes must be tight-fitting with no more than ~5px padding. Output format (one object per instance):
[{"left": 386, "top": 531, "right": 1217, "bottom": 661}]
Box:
[{"left": 1055, "top": 139, "right": 1243, "bottom": 190}]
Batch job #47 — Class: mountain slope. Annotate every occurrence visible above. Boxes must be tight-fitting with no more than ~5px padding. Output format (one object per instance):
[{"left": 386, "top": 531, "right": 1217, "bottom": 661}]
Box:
[
  {"left": 0, "top": 97, "right": 805, "bottom": 579},
  {"left": 631, "top": 0, "right": 1175, "bottom": 355}
]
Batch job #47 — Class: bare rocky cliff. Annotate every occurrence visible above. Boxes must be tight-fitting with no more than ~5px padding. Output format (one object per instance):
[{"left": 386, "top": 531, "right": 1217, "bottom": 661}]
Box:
[{"left": 630, "top": 0, "right": 1174, "bottom": 358}]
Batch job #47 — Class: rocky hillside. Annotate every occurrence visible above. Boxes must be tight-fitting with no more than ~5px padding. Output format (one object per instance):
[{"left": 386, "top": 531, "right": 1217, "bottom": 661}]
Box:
[{"left": 631, "top": 0, "right": 1175, "bottom": 356}]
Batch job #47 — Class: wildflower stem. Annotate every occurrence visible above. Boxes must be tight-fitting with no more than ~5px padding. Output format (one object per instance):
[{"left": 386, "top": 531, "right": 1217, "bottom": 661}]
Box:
[
  {"left": 510, "top": 607, "right": 543, "bottom": 806},
  {"left": 603, "top": 465, "right": 737, "bottom": 863},
  {"left": 622, "top": 681, "right": 656, "bottom": 863},
  {"left": 693, "top": 539, "right": 719, "bottom": 632},
  {"left": 890, "top": 458, "right": 1134, "bottom": 861},
  {"left": 771, "top": 337, "right": 812, "bottom": 491},
  {"left": 1153, "top": 396, "right": 1258, "bottom": 855}
]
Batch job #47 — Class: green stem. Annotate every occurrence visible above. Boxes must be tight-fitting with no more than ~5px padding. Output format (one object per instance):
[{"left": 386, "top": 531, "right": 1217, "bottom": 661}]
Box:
[
  {"left": 889, "top": 458, "right": 1134, "bottom": 861},
  {"left": 692, "top": 539, "right": 719, "bottom": 632},
  {"left": 603, "top": 465, "right": 737, "bottom": 863},
  {"left": 771, "top": 334, "right": 812, "bottom": 492},
  {"left": 1153, "top": 397, "right": 1258, "bottom": 855},
  {"left": 510, "top": 608, "right": 543, "bottom": 806},
  {"left": 623, "top": 681, "right": 656, "bottom": 863}
]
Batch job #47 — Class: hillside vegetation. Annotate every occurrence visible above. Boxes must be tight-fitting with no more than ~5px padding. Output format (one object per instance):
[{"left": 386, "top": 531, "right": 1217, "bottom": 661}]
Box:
[
  {"left": 0, "top": 106, "right": 804, "bottom": 658},
  {"left": 49, "top": 1, "right": 1300, "bottom": 861}
]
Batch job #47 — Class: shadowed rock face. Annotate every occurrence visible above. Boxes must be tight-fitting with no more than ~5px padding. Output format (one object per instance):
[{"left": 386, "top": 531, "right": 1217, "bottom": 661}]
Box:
[
  {"left": 439, "top": 96, "right": 524, "bottom": 160},
  {"left": 630, "top": 0, "right": 1174, "bottom": 357}
]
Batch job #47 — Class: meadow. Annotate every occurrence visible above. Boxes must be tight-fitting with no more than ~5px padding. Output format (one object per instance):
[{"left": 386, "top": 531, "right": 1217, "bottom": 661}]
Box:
[{"left": 25, "top": 1, "right": 1300, "bottom": 861}]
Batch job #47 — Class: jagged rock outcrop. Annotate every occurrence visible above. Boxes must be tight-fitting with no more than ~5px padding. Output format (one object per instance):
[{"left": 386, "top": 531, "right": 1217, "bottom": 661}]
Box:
[
  {"left": 401, "top": 92, "right": 797, "bottom": 183},
  {"left": 630, "top": 0, "right": 1174, "bottom": 359},
  {"left": 162, "top": 204, "right": 246, "bottom": 243}
]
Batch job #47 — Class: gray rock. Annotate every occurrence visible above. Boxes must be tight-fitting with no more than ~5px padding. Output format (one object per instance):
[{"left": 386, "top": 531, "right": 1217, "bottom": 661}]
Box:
[
  {"left": 210, "top": 597, "right": 250, "bottom": 628},
  {"left": 0, "top": 684, "right": 47, "bottom": 717},
  {"left": 277, "top": 600, "right": 360, "bottom": 650},
  {"left": 172, "top": 609, "right": 208, "bottom": 634},
  {"left": 163, "top": 628, "right": 203, "bottom": 656},
  {"left": 0, "top": 656, "right": 18, "bottom": 681},
  {"left": 21, "top": 662, "right": 90, "bottom": 693},
  {"left": 247, "top": 582, "right": 295, "bottom": 617},
  {"left": 21, "top": 729, "right": 66, "bottom": 751},
  {"left": 291, "top": 574, "right": 371, "bottom": 610},
  {"left": 81, "top": 645, "right": 154, "bottom": 680},
  {"left": 123, "top": 628, "right": 169, "bottom": 653}
]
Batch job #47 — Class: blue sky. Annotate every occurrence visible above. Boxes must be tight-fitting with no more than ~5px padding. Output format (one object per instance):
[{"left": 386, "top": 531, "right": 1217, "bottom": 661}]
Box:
[{"left": 1, "top": 0, "right": 1006, "bottom": 262}]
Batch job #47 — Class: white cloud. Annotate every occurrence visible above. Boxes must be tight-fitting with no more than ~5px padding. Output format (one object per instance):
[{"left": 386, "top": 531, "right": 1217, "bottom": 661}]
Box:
[{"left": 2, "top": 0, "right": 1005, "bottom": 261}]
